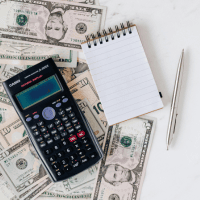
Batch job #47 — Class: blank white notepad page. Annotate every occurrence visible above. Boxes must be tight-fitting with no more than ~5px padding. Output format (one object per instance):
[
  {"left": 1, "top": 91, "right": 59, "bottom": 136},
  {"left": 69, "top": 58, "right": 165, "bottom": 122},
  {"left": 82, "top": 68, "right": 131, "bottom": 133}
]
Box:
[{"left": 82, "top": 26, "right": 163, "bottom": 125}]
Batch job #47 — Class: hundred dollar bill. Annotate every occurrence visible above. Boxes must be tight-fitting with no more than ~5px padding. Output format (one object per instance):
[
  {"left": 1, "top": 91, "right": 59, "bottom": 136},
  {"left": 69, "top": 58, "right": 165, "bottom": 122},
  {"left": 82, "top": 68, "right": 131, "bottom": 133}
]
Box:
[
  {"left": 0, "top": 41, "right": 77, "bottom": 68},
  {"left": 67, "top": 71, "right": 108, "bottom": 128},
  {"left": 92, "top": 116, "right": 156, "bottom": 200},
  {"left": 59, "top": 58, "right": 89, "bottom": 83},
  {"left": 0, "top": 0, "right": 106, "bottom": 51},
  {"left": 78, "top": 98, "right": 106, "bottom": 145},
  {"left": 0, "top": 136, "right": 51, "bottom": 199}
]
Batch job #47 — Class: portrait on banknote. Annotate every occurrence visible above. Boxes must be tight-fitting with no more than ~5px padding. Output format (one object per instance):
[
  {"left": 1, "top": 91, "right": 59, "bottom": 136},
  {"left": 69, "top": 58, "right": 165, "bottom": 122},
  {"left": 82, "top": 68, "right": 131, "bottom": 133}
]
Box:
[
  {"left": 93, "top": 117, "right": 156, "bottom": 200},
  {"left": 0, "top": 0, "right": 106, "bottom": 50},
  {"left": 45, "top": 5, "right": 68, "bottom": 42}
]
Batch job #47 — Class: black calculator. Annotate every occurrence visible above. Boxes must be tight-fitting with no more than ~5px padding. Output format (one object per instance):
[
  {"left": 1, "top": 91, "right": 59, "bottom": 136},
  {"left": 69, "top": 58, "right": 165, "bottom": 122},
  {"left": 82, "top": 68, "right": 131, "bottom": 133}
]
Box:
[{"left": 3, "top": 58, "right": 103, "bottom": 182}]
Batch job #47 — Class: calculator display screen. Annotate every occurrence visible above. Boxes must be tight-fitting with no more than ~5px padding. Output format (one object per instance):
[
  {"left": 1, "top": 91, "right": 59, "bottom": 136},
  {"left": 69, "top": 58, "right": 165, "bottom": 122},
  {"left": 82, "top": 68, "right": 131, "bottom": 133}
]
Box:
[{"left": 16, "top": 75, "right": 62, "bottom": 110}]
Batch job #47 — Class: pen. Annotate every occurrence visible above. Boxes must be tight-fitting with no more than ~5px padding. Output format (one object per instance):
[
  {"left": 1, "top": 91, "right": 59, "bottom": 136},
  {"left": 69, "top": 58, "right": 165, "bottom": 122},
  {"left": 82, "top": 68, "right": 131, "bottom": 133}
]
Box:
[{"left": 166, "top": 49, "right": 184, "bottom": 150}]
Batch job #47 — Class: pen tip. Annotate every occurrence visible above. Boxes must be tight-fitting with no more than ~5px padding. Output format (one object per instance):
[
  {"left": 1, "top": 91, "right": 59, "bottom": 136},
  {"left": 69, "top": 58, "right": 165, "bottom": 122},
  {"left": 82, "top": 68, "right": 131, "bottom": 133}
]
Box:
[
  {"left": 182, "top": 49, "right": 184, "bottom": 53},
  {"left": 167, "top": 145, "right": 169, "bottom": 151}
]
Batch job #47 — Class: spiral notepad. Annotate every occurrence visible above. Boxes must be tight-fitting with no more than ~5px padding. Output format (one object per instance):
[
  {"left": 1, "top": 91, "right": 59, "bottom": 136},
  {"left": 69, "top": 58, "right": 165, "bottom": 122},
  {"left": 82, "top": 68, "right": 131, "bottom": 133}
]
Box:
[{"left": 81, "top": 22, "right": 163, "bottom": 125}]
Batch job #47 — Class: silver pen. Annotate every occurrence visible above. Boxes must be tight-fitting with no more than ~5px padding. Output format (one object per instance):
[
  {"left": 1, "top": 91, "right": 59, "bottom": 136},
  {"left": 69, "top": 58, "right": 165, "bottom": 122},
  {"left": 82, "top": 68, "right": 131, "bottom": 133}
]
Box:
[{"left": 166, "top": 49, "right": 184, "bottom": 150}]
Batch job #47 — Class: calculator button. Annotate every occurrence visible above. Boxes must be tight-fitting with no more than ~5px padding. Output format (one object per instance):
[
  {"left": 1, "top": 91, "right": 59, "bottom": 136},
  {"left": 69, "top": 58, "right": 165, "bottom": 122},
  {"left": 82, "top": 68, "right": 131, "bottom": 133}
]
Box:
[
  {"left": 61, "top": 158, "right": 69, "bottom": 165},
  {"left": 57, "top": 151, "right": 65, "bottom": 158},
  {"left": 51, "top": 130, "right": 57, "bottom": 135},
  {"left": 61, "top": 116, "right": 68, "bottom": 121},
  {"left": 68, "top": 113, "right": 75, "bottom": 118},
  {"left": 49, "top": 155, "right": 56, "bottom": 162},
  {"left": 58, "top": 110, "right": 65, "bottom": 115},
  {"left": 65, "top": 122, "right": 71, "bottom": 128},
  {"left": 33, "top": 114, "right": 40, "bottom": 119},
  {"left": 55, "top": 120, "right": 61, "bottom": 125},
  {"left": 77, "top": 131, "right": 85, "bottom": 138},
  {"left": 43, "top": 133, "right": 50, "bottom": 139},
  {"left": 40, "top": 142, "right": 46, "bottom": 148},
  {"left": 45, "top": 149, "right": 52, "bottom": 155},
  {"left": 83, "top": 138, "right": 89, "bottom": 144},
  {"left": 86, "top": 145, "right": 93, "bottom": 151},
  {"left": 72, "top": 161, "right": 80, "bottom": 168},
  {"left": 70, "top": 154, "right": 77, "bottom": 161},
  {"left": 61, "top": 140, "right": 68, "bottom": 146},
  {"left": 58, "top": 126, "right": 64, "bottom": 131},
  {"left": 48, "top": 123, "right": 54, "bottom": 129},
  {"left": 90, "top": 153, "right": 97, "bottom": 159},
  {"left": 72, "top": 118, "right": 78, "bottom": 124},
  {"left": 75, "top": 124, "right": 81, "bottom": 130},
  {"left": 26, "top": 117, "right": 32, "bottom": 122},
  {"left": 61, "top": 132, "right": 68, "bottom": 137},
  {"left": 65, "top": 107, "right": 72, "bottom": 112},
  {"left": 74, "top": 142, "right": 81, "bottom": 149},
  {"left": 54, "top": 144, "right": 61, "bottom": 150},
  {"left": 78, "top": 150, "right": 85, "bottom": 156},
  {"left": 56, "top": 170, "right": 64, "bottom": 177},
  {"left": 81, "top": 157, "right": 89, "bottom": 164},
  {"left": 56, "top": 102, "right": 61, "bottom": 108},
  {"left": 54, "top": 135, "right": 61, "bottom": 141},
  {"left": 36, "top": 137, "right": 43, "bottom": 142},
  {"left": 68, "top": 135, "right": 77, "bottom": 142},
  {"left": 62, "top": 98, "right": 68, "bottom": 103},
  {"left": 64, "top": 165, "right": 72, "bottom": 172},
  {"left": 37, "top": 121, "right": 44, "bottom": 126},
  {"left": 31, "top": 125, "right": 37, "bottom": 130},
  {"left": 42, "top": 107, "right": 56, "bottom": 120},
  {"left": 40, "top": 127, "right": 47, "bottom": 132},
  {"left": 65, "top": 147, "right": 73, "bottom": 153},
  {"left": 52, "top": 162, "right": 60, "bottom": 169},
  {"left": 33, "top": 131, "right": 40, "bottom": 136},
  {"left": 68, "top": 128, "right": 74, "bottom": 134},
  {"left": 47, "top": 139, "right": 54, "bottom": 145}
]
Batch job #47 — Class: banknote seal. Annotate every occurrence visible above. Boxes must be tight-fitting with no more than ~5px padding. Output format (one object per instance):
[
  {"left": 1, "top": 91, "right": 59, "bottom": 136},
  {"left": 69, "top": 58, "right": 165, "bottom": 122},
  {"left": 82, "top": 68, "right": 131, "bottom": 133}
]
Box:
[
  {"left": 16, "top": 158, "right": 28, "bottom": 170},
  {"left": 16, "top": 15, "right": 28, "bottom": 26}
]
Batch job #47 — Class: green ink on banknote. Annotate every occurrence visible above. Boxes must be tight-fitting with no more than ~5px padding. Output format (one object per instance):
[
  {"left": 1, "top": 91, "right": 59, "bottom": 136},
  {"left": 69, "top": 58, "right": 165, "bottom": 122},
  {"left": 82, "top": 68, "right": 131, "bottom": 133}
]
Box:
[
  {"left": 16, "top": 15, "right": 28, "bottom": 26},
  {"left": 120, "top": 136, "right": 132, "bottom": 147}
]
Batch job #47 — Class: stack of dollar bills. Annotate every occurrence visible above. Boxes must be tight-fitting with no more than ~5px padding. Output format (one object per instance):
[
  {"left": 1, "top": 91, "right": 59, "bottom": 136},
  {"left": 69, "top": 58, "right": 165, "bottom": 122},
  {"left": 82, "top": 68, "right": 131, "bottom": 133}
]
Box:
[{"left": 0, "top": 0, "right": 157, "bottom": 199}]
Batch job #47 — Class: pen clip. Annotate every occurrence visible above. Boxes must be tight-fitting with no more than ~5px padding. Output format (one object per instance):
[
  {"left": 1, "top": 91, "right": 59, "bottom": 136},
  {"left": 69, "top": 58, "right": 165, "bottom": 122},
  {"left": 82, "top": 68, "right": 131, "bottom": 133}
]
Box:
[{"left": 173, "top": 114, "right": 178, "bottom": 134}]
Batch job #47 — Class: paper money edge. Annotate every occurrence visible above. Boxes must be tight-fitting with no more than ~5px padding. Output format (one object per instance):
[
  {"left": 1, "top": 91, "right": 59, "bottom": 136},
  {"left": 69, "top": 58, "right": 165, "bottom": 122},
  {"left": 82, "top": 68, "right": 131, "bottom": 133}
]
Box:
[{"left": 91, "top": 116, "right": 157, "bottom": 200}]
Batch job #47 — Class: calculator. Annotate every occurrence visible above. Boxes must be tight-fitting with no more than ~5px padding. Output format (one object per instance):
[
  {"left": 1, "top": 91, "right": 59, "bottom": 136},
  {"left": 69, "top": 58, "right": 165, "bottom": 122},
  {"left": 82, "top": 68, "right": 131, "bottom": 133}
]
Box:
[{"left": 3, "top": 58, "right": 103, "bottom": 182}]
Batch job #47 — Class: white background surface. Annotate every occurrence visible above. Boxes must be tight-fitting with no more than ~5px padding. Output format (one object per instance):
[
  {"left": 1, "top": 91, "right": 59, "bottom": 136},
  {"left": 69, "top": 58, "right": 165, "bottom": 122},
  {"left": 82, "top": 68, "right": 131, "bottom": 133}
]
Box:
[{"left": 79, "top": 0, "right": 200, "bottom": 199}]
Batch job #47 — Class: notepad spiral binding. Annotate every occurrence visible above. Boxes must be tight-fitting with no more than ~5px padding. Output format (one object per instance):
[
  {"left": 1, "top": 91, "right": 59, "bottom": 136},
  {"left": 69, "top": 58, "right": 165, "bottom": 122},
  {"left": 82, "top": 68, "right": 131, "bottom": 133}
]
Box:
[{"left": 85, "top": 21, "right": 133, "bottom": 48}]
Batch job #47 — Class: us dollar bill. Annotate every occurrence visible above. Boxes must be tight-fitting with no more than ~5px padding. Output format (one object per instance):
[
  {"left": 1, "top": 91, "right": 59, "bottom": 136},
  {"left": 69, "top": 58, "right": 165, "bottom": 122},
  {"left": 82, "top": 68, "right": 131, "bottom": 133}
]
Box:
[
  {"left": 0, "top": 113, "right": 26, "bottom": 149},
  {"left": 92, "top": 116, "right": 156, "bottom": 200},
  {"left": 46, "top": 164, "right": 97, "bottom": 195},
  {"left": 41, "top": 184, "right": 93, "bottom": 199},
  {"left": 59, "top": 58, "right": 89, "bottom": 83},
  {"left": 0, "top": 41, "right": 77, "bottom": 68},
  {"left": 67, "top": 70, "right": 108, "bottom": 128},
  {"left": 0, "top": 136, "right": 52, "bottom": 199},
  {"left": 0, "top": 172, "right": 17, "bottom": 200},
  {"left": 72, "top": 0, "right": 99, "bottom": 5},
  {"left": 78, "top": 98, "right": 106, "bottom": 145},
  {"left": 0, "top": 0, "right": 106, "bottom": 51}
]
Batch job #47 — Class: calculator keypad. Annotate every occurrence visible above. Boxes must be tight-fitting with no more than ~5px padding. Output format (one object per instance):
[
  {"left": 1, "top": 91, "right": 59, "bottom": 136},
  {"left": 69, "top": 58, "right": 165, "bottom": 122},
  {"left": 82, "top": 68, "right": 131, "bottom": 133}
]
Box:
[{"left": 30, "top": 101, "right": 98, "bottom": 179}]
